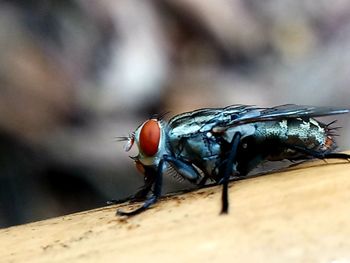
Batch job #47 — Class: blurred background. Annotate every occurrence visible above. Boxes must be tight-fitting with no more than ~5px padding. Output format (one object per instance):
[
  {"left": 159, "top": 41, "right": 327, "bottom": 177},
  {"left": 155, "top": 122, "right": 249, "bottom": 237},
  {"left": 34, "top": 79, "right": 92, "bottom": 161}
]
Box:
[{"left": 0, "top": 0, "right": 350, "bottom": 227}]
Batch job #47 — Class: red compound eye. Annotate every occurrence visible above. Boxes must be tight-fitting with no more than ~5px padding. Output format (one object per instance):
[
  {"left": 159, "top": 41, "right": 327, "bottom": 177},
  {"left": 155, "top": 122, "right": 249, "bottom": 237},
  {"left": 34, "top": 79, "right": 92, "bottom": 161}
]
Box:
[{"left": 139, "top": 119, "right": 160, "bottom": 156}]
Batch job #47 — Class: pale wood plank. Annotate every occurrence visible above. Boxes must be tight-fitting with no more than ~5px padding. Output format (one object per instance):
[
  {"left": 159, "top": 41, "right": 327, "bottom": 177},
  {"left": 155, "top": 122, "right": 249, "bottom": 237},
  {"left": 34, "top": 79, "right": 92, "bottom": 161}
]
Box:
[{"left": 1, "top": 156, "right": 350, "bottom": 263}]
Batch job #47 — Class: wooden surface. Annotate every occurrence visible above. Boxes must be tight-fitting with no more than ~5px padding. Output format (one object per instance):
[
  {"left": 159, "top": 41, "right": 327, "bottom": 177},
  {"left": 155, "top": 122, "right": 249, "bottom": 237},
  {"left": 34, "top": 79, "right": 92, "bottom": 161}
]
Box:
[{"left": 1, "top": 157, "right": 350, "bottom": 263}]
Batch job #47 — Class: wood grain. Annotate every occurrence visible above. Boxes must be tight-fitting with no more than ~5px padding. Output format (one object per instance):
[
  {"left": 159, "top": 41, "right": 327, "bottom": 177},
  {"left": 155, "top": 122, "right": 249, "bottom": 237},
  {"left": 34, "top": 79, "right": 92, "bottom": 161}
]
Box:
[{"left": 1, "top": 156, "right": 350, "bottom": 263}]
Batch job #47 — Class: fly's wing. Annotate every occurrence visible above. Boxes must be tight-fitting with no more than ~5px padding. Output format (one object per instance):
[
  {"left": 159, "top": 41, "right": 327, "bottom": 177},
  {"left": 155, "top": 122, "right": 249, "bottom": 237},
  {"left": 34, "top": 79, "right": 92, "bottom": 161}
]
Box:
[
  {"left": 168, "top": 105, "right": 257, "bottom": 139},
  {"left": 238, "top": 104, "right": 349, "bottom": 123},
  {"left": 168, "top": 104, "right": 349, "bottom": 138},
  {"left": 213, "top": 104, "right": 350, "bottom": 131}
]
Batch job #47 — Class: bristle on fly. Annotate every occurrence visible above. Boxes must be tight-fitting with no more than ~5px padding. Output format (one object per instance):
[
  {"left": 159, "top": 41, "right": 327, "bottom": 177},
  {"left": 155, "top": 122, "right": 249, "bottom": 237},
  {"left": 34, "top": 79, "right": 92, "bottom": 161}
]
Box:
[
  {"left": 325, "top": 120, "right": 342, "bottom": 137},
  {"left": 114, "top": 136, "right": 130, "bottom": 142},
  {"left": 115, "top": 133, "right": 135, "bottom": 152}
]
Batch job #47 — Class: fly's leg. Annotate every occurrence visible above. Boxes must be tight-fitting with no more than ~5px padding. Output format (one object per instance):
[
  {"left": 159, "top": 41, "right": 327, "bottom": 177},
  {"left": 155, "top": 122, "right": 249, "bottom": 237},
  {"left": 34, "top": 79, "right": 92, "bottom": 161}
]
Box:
[
  {"left": 128, "top": 168, "right": 156, "bottom": 202},
  {"left": 221, "top": 132, "right": 242, "bottom": 214},
  {"left": 107, "top": 167, "right": 155, "bottom": 205},
  {"left": 289, "top": 145, "right": 350, "bottom": 160},
  {"left": 198, "top": 175, "right": 210, "bottom": 186},
  {"left": 163, "top": 155, "right": 201, "bottom": 183},
  {"left": 117, "top": 159, "right": 165, "bottom": 216}
]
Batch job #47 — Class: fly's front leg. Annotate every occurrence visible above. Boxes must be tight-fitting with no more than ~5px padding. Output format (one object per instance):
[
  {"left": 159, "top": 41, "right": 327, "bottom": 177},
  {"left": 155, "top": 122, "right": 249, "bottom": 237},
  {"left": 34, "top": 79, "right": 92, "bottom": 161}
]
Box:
[
  {"left": 107, "top": 165, "right": 155, "bottom": 205},
  {"left": 163, "top": 155, "right": 201, "bottom": 183},
  {"left": 117, "top": 159, "right": 166, "bottom": 216},
  {"left": 128, "top": 167, "right": 156, "bottom": 202},
  {"left": 220, "top": 132, "right": 241, "bottom": 214}
]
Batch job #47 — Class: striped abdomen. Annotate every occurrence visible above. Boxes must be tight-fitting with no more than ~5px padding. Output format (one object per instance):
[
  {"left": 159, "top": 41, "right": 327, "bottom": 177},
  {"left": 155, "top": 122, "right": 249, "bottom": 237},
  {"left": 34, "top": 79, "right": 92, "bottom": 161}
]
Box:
[{"left": 254, "top": 118, "right": 336, "bottom": 154}]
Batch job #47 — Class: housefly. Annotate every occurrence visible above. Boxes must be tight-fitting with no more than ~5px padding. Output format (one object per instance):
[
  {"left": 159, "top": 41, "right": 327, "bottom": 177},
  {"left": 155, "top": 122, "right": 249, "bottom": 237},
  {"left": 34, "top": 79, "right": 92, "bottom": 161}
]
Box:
[{"left": 116, "top": 104, "right": 350, "bottom": 216}]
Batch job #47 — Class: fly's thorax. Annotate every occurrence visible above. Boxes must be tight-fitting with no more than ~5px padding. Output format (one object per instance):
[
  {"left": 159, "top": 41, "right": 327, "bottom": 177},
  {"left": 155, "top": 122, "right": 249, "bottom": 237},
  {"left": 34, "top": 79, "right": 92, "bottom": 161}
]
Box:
[
  {"left": 166, "top": 123, "right": 257, "bottom": 176},
  {"left": 132, "top": 119, "right": 169, "bottom": 166}
]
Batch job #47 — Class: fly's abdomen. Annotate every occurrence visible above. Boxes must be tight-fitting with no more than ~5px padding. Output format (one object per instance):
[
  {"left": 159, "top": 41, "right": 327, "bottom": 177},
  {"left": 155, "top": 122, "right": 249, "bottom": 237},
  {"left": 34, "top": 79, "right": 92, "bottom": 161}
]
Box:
[{"left": 255, "top": 118, "right": 336, "bottom": 153}]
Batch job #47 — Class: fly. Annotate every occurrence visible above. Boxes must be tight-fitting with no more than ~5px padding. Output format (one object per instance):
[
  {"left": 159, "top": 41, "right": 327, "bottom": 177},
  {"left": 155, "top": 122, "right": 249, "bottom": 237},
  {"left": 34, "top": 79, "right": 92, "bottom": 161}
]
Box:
[{"left": 116, "top": 104, "right": 350, "bottom": 216}]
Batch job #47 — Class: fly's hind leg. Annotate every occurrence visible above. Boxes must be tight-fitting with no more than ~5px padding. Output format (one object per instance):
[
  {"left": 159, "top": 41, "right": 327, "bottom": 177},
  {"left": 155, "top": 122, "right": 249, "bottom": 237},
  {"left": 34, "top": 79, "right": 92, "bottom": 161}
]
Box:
[
  {"left": 290, "top": 145, "right": 350, "bottom": 161},
  {"left": 220, "top": 132, "right": 242, "bottom": 214}
]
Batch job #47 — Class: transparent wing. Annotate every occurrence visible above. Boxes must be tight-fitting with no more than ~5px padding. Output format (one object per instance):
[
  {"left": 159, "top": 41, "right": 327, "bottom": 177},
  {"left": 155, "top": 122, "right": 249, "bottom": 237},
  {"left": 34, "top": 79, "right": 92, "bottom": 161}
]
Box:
[
  {"left": 231, "top": 104, "right": 349, "bottom": 125},
  {"left": 168, "top": 104, "right": 349, "bottom": 138},
  {"left": 168, "top": 105, "right": 255, "bottom": 138}
]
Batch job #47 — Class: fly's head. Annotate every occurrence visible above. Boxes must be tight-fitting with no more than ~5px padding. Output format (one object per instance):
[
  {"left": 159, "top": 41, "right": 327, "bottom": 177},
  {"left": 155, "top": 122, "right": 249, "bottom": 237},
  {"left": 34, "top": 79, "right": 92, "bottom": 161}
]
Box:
[{"left": 119, "top": 118, "right": 167, "bottom": 172}]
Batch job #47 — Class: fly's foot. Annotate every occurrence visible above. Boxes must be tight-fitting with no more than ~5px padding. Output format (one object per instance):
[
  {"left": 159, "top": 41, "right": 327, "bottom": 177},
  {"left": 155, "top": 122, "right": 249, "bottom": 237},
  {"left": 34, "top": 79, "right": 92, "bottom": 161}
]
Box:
[
  {"left": 107, "top": 188, "right": 150, "bottom": 206},
  {"left": 106, "top": 195, "right": 145, "bottom": 206},
  {"left": 106, "top": 197, "right": 130, "bottom": 205},
  {"left": 116, "top": 195, "right": 158, "bottom": 216}
]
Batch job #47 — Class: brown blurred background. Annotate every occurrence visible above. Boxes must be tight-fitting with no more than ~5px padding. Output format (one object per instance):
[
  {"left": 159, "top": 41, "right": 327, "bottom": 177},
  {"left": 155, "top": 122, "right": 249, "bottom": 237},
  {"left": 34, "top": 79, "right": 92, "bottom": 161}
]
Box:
[{"left": 0, "top": 0, "right": 349, "bottom": 227}]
